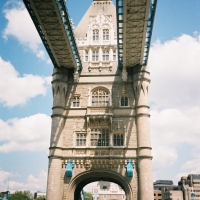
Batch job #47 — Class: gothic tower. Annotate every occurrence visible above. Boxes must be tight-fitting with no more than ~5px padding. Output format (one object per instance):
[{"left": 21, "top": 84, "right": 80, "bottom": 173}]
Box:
[{"left": 46, "top": 0, "right": 154, "bottom": 199}]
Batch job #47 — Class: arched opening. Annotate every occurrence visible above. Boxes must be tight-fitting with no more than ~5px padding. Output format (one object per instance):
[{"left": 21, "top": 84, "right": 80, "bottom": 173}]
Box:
[
  {"left": 84, "top": 181, "right": 126, "bottom": 200},
  {"left": 66, "top": 170, "right": 133, "bottom": 200}
]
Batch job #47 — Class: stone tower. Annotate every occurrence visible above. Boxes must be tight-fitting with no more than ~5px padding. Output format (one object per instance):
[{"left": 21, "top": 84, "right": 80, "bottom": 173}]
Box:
[{"left": 46, "top": 0, "right": 153, "bottom": 199}]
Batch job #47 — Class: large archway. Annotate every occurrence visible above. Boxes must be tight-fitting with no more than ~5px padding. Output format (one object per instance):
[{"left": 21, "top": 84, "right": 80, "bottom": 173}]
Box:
[{"left": 66, "top": 169, "right": 134, "bottom": 200}]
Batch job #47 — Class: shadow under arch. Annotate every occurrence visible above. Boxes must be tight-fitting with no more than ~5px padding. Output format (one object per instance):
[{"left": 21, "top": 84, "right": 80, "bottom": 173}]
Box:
[{"left": 68, "top": 169, "right": 134, "bottom": 200}]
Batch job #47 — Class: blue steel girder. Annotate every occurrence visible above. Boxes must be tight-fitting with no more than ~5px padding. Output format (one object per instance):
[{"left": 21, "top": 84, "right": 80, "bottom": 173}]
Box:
[
  {"left": 23, "top": 0, "right": 82, "bottom": 70},
  {"left": 116, "top": 0, "right": 157, "bottom": 69}
]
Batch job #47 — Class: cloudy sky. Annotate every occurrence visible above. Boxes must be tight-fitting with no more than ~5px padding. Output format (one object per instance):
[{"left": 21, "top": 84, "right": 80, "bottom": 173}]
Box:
[{"left": 0, "top": 0, "right": 200, "bottom": 193}]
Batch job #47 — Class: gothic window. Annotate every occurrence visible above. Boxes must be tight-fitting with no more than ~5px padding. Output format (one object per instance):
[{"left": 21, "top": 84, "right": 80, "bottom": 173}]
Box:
[
  {"left": 85, "top": 51, "right": 88, "bottom": 61},
  {"left": 113, "top": 49, "right": 116, "bottom": 60},
  {"left": 92, "top": 51, "right": 99, "bottom": 61},
  {"left": 121, "top": 96, "right": 128, "bottom": 106},
  {"left": 91, "top": 129, "right": 109, "bottom": 146},
  {"left": 72, "top": 96, "right": 80, "bottom": 107},
  {"left": 93, "top": 29, "right": 99, "bottom": 41},
  {"left": 102, "top": 50, "right": 109, "bottom": 61},
  {"left": 92, "top": 88, "right": 109, "bottom": 106},
  {"left": 76, "top": 133, "right": 86, "bottom": 146},
  {"left": 103, "top": 29, "right": 109, "bottom": 40},
  {"left": 113, "top": 134, "right": 123, "bottom": 146}
]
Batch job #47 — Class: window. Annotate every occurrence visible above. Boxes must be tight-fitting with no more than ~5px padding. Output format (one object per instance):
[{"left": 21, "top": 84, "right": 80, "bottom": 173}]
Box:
[
  {"left": 93, "top": 29, "right": 99, "bottom": 41},
  {"left": 113, "top": 134, "right": 123, "bottom": 146},
  {"left": 85, "top": 51, "right": 88, "bottom": 61},
  {"left": 92, "top": 88, "right": 109, "bottom": 106},
  {"left": 102, "top": 50, "right": 109, "bottom": 61},
  {"left": 91, "top": 129, "right": 109, "bottom": 146},
  {"left": 92, "top": 51, "right": 99, "bottom": 61},
  {"left": 76, "top": 133, "right": 86, "bottom": 146},
  {"left": 72, "top": 96, "right": 80, "bottom": 107},
  {"left": 121, "top": 96, "right": 128, "bottom": 106},
  {"left": 103, "top": 29, "right": 109, "bottom": 40},
  {"left": 113, "top": 49, "right": 116, "bottom": 60}
]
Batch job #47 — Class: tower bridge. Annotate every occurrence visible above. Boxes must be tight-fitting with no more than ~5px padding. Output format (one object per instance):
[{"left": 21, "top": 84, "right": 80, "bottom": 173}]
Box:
[{"left": 23, "top": 0, "right": 157, "bottom": 200}]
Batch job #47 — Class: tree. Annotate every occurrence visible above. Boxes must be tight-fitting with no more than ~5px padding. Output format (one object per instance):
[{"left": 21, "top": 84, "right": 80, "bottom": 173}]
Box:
[
  {"left": 0, "top": 193, "right": 4, "bottom": 198},
  {"left": 84, "top": 191, "right": 93, "bottom": 200},
  {"left": 9, "top": 191, "right": 32, "bottom": 200},
  {"left": 36, "top": 196, "right": 46, "bottom": 200}
]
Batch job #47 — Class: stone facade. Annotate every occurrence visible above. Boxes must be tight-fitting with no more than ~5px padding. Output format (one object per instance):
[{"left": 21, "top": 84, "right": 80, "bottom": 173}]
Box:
[
  {"left": 92, "top": 181, "right": 126, "bottom": 200},
  {"left": 179, "top": 174, "right": 200, "bottom": 200},
  {"left": 46, "top": 0, "right": 153, "bottom": 200}
]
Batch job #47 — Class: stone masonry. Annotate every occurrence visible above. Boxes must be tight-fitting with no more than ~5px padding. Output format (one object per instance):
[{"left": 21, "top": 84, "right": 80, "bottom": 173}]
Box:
[{"left": 46, "top": 1, "right": 154, "bottom": 200}]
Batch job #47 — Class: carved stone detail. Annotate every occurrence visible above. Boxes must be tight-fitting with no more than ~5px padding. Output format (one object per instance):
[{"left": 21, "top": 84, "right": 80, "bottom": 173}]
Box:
[
  {"left": 90, "top": 150, "right": 109, "bottom": 156},
  {"left": 112, "top": 150, "right": 124, "bottom": 156},
  {"left": 64, "top": 159, "right": 135, "bottom": 170},
  {"left": 75, "top": 150, "right": 86, "bottom": 155}
]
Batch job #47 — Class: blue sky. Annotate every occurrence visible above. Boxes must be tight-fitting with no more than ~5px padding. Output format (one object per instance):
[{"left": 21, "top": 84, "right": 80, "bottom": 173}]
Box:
[{"left": 0, "top": 0, "right": 200, "bottom": 193}]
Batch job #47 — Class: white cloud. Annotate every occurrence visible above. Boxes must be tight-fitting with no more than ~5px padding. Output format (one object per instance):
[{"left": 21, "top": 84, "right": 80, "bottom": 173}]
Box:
[
  {"left": 149, "top": 34, "right": 200, "bottom": 178},
  {"left": 0, "top": 57, "right": 51, "bottom": 107},
  {"left": 149, "top": 34, "right": 200, "bottom": 110},
  {"left": 150, "top": 107, "right": 200, "bottom": 173},
  {"left": 152, "top": 145, "right": 178, "bottom": 172},
  {"left": 3, "top": 0, "right": 46, "bottom": 60},
  {"left": 0, "top": 114, "right": 51, "bottom": 152},
  {"left": 0, "top": 169, "right": 47, "bottom": 192}
]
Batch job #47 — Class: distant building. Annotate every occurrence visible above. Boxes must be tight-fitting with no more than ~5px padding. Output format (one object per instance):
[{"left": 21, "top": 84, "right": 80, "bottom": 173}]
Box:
[
  {"left": 33, "top": 191, "right": 46, "bottom": 199},
  {"left": 92, "top": 181, "right": 126, "bottom": 200},
  {"left": 154, "top": 180, "right": 183, "bottom": 200},
  {"left": 154, "top": 190, "right": 162, "bottom": 200},
  {"left": 154, "top": 180, "right": 178, "bottom": 191},
  {"left": 179, "top": 174, "right": 200, "bottom": 200},
  {"left": 162, "top": 190, "right": 183, "bottom": 200}
]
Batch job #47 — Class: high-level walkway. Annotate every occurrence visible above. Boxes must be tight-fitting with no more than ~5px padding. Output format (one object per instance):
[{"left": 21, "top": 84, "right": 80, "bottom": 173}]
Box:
[{"left": 23, "top": 0, "right": 157, "bottom": 71}]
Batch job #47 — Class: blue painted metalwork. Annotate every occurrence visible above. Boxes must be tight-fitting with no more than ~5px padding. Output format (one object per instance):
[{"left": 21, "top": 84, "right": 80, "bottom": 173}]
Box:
[
  {"left": 116, "top": 0, "right": 157, "bottom": 68},
  {"left": 55, "top": 0, "right": 82, "bottom": 70},
  {"left": 142, "top": 0, "right": 157, "bottom": 66},
  {"left": 66, "top": 159, "right": 74, "bottom": 177},
  {"left": 126, "top": 159, "right": 134, "bottom": 177},
  {"left": 116, "top": 0, "right": 124, "bottom": 69},
  {"left": 23, "top": 0, "right": 58, "bottom": 68},
  {"left": 191, "top": 192, "right": 195, "bottom": 200}
]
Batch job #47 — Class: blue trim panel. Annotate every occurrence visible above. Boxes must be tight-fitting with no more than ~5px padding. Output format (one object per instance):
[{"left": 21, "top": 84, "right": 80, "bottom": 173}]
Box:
[
  {"left": 116, "top": 0, "right": 124, "bottom": 69},
  {"left": 23, "top": 0, "right": 59, "bottom": 68}
]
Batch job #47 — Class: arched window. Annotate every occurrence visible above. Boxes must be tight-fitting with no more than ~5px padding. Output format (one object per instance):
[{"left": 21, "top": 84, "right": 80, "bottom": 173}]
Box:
[
  {"left": 91, "top": 129, "right": 109, "bottom": 146},
  {"left": 113, "top": 134, "right": 123, "bottom": 146},
  {"left": 102, "top": 50, "right": 109, "bottom": 61},
  {"left": 92, "top": 51, "right": 99, "bottom": 61},
  {"left": 76, "top": 133, "right": 86, "bottom": 146},
  {"left": 93, "top": 29, "right": 99, "bottom": 41},
  {"left": 113, "top": 49, "right": 117, "bottom": 60},
  {"left": 103, "top": 29, "right": 109, "bottom": 40},
  {"left": 85, "top": 51, "right": 88, "bottom": 61},
  {"left": 92, "top": 88, "right": 109, "bottom": 106},
  {"left": 121, "top": 96, "right": 128, "bottom": 106}
]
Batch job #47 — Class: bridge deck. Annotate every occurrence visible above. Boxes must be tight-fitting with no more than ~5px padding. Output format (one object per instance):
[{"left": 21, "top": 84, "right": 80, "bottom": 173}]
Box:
[
  {"left": 23, "top": 0, "right": 82, "bottom": 70},
  {"left": 117, "top": 0, "right": 157, "bottom": 68},
  {"left": 24, "top": 0, "right": 157, "bottom": 71}
]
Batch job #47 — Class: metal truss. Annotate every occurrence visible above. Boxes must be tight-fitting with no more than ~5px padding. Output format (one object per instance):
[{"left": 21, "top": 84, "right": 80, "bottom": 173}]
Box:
[
  {"left": 23, "top": 0, "right": 82, "bottom": 70},
  {"left": 116, "top": 0, "right": 157, "bottom": 68}
]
